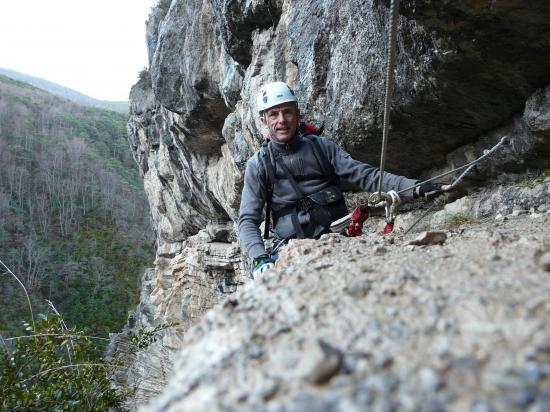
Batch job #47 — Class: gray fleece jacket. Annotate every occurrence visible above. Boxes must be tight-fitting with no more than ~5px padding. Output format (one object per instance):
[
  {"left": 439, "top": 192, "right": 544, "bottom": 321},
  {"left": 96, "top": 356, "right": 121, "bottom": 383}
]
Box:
[{"left": 238, "top": 134, "right": 417, "bottom": 259}]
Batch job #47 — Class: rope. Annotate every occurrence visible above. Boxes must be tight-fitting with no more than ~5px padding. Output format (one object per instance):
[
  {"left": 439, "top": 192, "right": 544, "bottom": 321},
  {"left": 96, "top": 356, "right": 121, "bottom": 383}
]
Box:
[{"left": 377, "top": 0, "right": 401, "bottom": 195}]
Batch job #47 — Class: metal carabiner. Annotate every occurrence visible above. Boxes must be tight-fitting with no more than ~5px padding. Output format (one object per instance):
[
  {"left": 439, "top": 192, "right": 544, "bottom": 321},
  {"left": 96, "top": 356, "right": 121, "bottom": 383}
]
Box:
[{"left": 384, "top": 190, "right": 401, "bottom": 223}]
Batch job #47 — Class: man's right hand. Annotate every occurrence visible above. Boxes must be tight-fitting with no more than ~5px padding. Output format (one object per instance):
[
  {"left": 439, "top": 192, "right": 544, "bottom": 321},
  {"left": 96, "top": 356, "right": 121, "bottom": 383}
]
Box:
[
  {"left": 414, "top": 182, "right": 452, "bottom": 198},
  {"left": 252, "top": 256, "right": 274, "bottom": 275}
]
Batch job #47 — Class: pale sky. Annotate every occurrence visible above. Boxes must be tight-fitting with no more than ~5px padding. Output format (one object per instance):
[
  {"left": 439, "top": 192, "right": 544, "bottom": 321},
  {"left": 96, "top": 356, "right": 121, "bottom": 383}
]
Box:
[{"left": 0, "top": 0, "right": 158, "bottom": 101}]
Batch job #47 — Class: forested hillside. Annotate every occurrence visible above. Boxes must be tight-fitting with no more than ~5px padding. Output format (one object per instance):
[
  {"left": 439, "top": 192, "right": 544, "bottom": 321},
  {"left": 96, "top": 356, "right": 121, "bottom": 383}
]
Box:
[{"left": 0, "top": 74, "right": 154, "bottom": 338}]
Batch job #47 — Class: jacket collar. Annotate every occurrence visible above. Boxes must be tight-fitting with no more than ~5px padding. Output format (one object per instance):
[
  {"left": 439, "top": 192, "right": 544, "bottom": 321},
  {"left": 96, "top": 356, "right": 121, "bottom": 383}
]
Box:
[{"left": 269, "top": 133, "right": 302, "bottom": 154}]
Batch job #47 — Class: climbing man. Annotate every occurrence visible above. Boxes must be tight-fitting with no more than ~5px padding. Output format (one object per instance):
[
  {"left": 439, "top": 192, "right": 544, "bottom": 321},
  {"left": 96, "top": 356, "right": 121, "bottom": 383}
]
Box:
[{"left": 238, "top": 81, "right": 446, "bottom": 275}]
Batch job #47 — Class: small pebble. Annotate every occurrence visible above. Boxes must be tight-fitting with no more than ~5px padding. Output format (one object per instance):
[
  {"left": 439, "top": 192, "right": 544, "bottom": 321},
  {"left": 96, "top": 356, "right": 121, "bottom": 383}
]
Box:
[
  {"left": 256, "top": 378, "right": 279, "bottom": 400},
  {"left": 521, "top": 363, "right": 545, "bottom": 384},
  {"left": 248, "top": 345, "right": 264, "bottom": 359},
  {"left": 298, "top": 339, "right": 343, "bottom": 385},
  {"left": 373, "top": 245, "right": 387, "bottom": 255},
  {"left": 530, "top": 401, "right": 550, "bottom": 412},
  {"left": 420, "top": 367, "right": 443, "bottom": 391},
  {"left": 471, "top": 401, "right": 493, "bottom": 412},
  {"left": 345, "top": 278, "right": 372, "bottom": 298},
  {"left": 400, "top": 268, "right": 419, "bottom": 281},
  {"left": 434, "top": 339, "right": 451, "bottom": 358},
  {"left": 428, "top": 302, "right": 443, "bottom": 317},
  {"left": 534, "top": 248, "right": 550, "bottom": 272},
  {"left": 376, "top": 355, "right": 394, "bottom": 369},
  {"left": 385, "top": 306, "right": 398, "bottom": 317},
  {"left": 504, "top": 387, "right": 538, "bottom": 407}
]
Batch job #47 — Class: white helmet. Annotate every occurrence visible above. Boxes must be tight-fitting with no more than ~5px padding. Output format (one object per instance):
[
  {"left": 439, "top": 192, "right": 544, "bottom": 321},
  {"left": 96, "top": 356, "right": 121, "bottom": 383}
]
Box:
[{"left": 257, "top": 81, "right": 298, "bottom": 113}]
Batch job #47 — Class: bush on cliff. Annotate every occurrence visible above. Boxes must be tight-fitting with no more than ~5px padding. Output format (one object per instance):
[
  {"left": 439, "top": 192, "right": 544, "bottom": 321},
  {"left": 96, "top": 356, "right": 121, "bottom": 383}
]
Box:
[
  {"left": 0, "top": 310, "right": 177, "bottom": 411},
  {"left": 0, "top": 313, "right": 127, "bottom": 411}
]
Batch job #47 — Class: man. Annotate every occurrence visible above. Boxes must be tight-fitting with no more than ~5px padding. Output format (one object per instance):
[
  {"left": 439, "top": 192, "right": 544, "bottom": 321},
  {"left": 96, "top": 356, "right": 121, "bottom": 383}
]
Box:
[{"left": 238, "top": 81, "right": 444, "bottom": 275}]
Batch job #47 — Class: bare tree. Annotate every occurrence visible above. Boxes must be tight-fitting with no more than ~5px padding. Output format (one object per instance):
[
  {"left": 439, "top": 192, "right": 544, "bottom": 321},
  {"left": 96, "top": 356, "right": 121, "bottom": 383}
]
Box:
[
  {"left": 0, "top": 190, "right": 10, "bottom": 227},
  {"left": 21, "top": 235, "right": 50, "bottom": 290}
]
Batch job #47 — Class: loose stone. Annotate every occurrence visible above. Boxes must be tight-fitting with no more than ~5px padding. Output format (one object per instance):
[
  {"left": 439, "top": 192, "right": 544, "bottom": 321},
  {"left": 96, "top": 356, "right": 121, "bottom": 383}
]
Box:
[
  {"left": 409, "top": 231, "right": 447, "bottom": 246},
  {"left": 420, "top": 368, "right": 443, "bottom": 391},
  {"left": 345, "top": 278, "right": 372, "bottom": 298},
  {"left": 298, "top": 339, "right": 343, "bottom": 385}
]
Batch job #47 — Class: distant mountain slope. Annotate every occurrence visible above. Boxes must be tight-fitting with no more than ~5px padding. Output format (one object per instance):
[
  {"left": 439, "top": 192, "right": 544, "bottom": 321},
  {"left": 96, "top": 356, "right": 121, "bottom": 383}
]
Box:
[
  {"left": 0, "top": 67, "right": 129, "bottom": 114},
  {"left": 0, "top": 73, "right": 152, "bottom": 338}
]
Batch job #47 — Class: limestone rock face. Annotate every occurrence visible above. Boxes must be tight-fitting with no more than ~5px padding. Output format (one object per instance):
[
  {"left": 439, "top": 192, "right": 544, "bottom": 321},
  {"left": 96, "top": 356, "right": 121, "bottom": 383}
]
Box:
[
  {"left": 116, "top": 0, "right": 550, "bottom": 407},
  {"left": 109, "top": 225, "right": 249, "bottom": 405},
  {"left": 129, "top": 0, "right": 550, "bottom": 243},
  {"left": 128, "top": 0, "right": 550, "bottom": 250}
]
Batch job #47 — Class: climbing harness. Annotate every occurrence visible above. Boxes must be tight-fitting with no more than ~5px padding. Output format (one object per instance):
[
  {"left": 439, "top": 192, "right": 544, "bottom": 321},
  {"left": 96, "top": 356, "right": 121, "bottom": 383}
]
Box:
[
  {"left": 330, "top": 136, "right": 510, "bottom": 235},
  {"left": 260, "top": 133, "right": 345, "bottom": 240}
]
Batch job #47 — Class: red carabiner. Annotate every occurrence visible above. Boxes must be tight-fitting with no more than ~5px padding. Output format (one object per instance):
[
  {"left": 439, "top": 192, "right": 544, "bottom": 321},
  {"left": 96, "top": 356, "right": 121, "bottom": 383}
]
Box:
[{"left": 347, "top": 206, "right": 369, "bottom": 237}]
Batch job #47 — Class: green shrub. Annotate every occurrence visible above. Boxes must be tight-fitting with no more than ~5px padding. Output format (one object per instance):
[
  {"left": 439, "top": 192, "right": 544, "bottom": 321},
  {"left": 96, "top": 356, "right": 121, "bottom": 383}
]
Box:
[
  {"left": 0, "top": 314, "right": 126, "bottom": 411},
  {"left": 0, "top": 313, "right": 178, "bottom": 411},
  {"left": 446, "top": 214, "right": 480, "bottom": 228}
]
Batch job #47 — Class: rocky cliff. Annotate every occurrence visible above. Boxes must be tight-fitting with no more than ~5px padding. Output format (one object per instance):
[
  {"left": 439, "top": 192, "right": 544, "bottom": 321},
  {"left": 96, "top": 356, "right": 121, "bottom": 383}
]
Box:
[{"left": 111, "top": 0, "right": 550, "bottom": 409}]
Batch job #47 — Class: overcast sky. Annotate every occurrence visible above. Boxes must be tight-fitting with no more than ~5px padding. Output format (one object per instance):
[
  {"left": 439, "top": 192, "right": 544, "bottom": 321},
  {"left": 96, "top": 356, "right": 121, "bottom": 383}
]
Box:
[{"left": 0, "top": 0, "right": 158, "bottom": 101}]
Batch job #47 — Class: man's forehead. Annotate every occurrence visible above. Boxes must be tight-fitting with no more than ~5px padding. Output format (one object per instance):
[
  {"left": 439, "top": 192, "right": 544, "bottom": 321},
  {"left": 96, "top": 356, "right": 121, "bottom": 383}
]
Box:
[{"left": 266, "top": 102, "right": 298, "bottom": 113}]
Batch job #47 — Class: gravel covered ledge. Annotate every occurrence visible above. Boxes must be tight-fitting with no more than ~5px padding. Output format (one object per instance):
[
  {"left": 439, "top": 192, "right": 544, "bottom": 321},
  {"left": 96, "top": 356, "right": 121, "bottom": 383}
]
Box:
[{"left": 142, "top": 202, "right": 550, "bottom": 411}]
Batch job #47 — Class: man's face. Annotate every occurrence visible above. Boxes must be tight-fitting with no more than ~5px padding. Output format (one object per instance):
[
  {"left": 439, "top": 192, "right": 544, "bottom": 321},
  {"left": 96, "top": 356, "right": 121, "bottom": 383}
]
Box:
[{"left": 261, "top": 102, "right": 300, "bottom": 143}]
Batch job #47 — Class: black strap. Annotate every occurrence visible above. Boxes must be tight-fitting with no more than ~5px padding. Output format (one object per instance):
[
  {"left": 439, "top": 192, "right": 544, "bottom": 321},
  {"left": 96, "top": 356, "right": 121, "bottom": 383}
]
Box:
[
  {"left": 291, "top": 213, "right": 305, "bottom": 239},
  {"left": 264, "top": 193, "right": 272, "bottom": 240},
  {"left": 260, "top": 144, "right": 276, "bottom": 239},
  {"left": 261, "top": 143, "right": 277, "bottom": 185},
  {"left": 305, "top": 135, "right": 337, "bottom": 184}
]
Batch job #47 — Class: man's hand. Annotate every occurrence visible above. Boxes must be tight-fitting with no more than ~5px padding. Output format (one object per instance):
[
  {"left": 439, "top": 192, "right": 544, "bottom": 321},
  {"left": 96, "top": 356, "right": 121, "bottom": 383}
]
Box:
[
  {"left": 252, "top": 256, "right": 274, "bottom": 275},
  {"left": 414, "top": 182, "right": 452, "bottom": 199}
]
